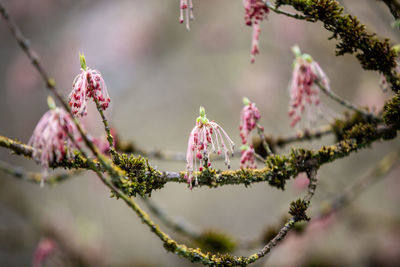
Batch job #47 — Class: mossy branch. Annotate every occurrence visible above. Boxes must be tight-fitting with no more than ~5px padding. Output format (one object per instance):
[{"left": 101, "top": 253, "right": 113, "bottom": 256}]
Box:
[
  {"left": 274, "top": 0, "right": 400, "bottom": 91},
  {"left": 381, "top": 0, "right": 400, "bottom": 19},
  {"left": 1, "top": 114, "right": 397, "bottom": 197}
]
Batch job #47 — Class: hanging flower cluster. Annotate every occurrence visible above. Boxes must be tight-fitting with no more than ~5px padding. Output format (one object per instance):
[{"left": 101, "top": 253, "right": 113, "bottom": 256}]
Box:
[
  {"left": 28, "top": 97, "right": 82, "bottom": 185},
  {"left": 240, "top": 97, "right": 261, "bottom": 144},
  {"left": 69, "top": 54, "right": 110, "bottom": 117},
  {"left": 289, "top": 45, "right": 329, "bottom": 128},
  {"left": 243, "top": 0, "right": 269, "bottom": 63},
  {"left": 185, "top": 107, "right": 234, "bottom": 188},
  {"left": 179, "top": 0, "right": 194, "bottom": 31},
  {"left": 239, "top": 97, "right": 261, "bottom": 169}
]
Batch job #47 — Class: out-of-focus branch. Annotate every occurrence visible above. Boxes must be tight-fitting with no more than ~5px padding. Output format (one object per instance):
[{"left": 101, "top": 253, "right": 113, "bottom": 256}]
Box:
[
  {"left": 315, "top": 148, "right": 400, "bottom": 220},
  {"left": 141, "top": 197, "right": 201, "bottom": 239},
  {"left": 265, "top": 1, "right": 309, "bottom": 20},
  {"left": 0, "top": 160, "right": 80, "bottom": 185},
  {"left": 254, "top": 124, "right": 333, "bottom": 157},
  {"left": 381, "top": 0, "right": 400, "bottom": 19},
  {"left": 244, "top": 150, "right": 400, "bottom": 249},
  {"left": 0, "top": 136, "right": 33, "bottom": 157},
  {"left": 316, "top": 82, "right": 378, "bottom": 120}
]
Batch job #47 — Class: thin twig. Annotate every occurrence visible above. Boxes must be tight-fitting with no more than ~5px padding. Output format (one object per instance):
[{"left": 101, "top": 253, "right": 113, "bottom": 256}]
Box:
[
  {"left": 247, "top": 168, "right": 318, "bottom": 263},
  {"left": 141, "top": 197, "right": 201, "bottom": 239},
  {"left": 0, "top": 160, "right": 80, "bottom": 185},
  {"left": 273, "top": 124, "right": 333, "bottom": 148},
  {"left": 316, "top": 81, "right": 378, "bottom": 120},
  {"left": 93, "top": 98, "right": 118, "bottom": 162},
  {"left": 315, "top": 149, "right": 400, "bottom": 220},
  {"left": 265, "top": 1, "right": 309, "bottom": 20}
]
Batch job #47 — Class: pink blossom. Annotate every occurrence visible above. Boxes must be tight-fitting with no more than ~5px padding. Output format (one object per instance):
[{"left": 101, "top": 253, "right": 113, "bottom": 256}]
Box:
[
  {"left": 185, "top": 107, "right": 235, "bottom": 188},
  {"left": 240, "top": 145, "right": 256, "bottom": 169},
  {"left": 28, "top": 98, "right": 82, "bottom": 185},
  {"left": 32, "top": 238, "right": 57, "bottom": 267},
  {"left": 240, "top": 97, "right": 261, "bottom": 144},
  {"left": 69, "top": 54, "right": 110, "bottom": 117},
  {"left": 289, "top": 45, "right": 329, "bottom": 128},
  {"left": 179, "top": 0, "right": 194, "bottom": 31},
  {"left": 243, "top": 0, "right": 269, "bottom": 63}
]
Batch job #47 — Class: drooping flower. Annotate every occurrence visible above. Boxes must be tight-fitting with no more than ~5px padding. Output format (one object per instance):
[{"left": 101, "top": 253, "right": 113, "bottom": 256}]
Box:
[
  {"left": 243, "top": 0, "right": 269, "bottom": 63},
  {"left": 288, "top": 45, "right": 329, "bottom": 128},
  {"left": 240, "top": 97, "right": 261, "bottom": 144},
  {"left": 29, "top": 97, "right": 82, "bottom": 185},
  {"left": 185, "top": 107, "right": 235, "bottom": 188},
  {"left": 240, "top": 144, "right": 256, "bottom": 169},
  {"left": 179, "top": 0, "right": 194, "bottom": 31},
  {"left": 69, "top": 53, "right": 110, "bottom": 117}
]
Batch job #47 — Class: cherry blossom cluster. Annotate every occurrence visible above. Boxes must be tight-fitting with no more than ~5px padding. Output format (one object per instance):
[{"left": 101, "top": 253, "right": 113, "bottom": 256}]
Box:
[
  {"left": 243, "top": 0, "right": 269, "bottom": 63},
  {"left": 28, "top": 97, "right": 82, "bottom": 185},
  {"left": 239, "top": 97, "right": 261, "bottom": 169},
  {"left": 69, "top": 54, "right": 110, "bottom": 117},
  {"left": 185, "top": 107, "right": 234, "bottom": 188},
  {"left": 289, "top": 45, "right": 329, "bottom": 128},
  {"left": 179, "top": 0, "right": 194, "bottom": 31}
]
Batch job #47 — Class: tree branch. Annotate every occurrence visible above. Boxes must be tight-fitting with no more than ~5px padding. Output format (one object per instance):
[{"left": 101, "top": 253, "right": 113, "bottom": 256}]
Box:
[
  {"left": 380, "top": 0, "right": 400, "bottom": 19},
  {"left": 0, "top": 160, "right": 80, "bottom": 185},
  {"left": 274, "top": 0, "right": 400, "bottom": 92}
]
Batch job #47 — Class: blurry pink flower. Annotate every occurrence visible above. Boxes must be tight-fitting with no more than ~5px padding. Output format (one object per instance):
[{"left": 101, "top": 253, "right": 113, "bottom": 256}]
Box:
[
  {"left": 243, "top": 0, "right": 269, "bottom": 63},
  {"left": 179, "top": 0, "right": 194, "bottom": 31},
  {"left": 32, "top": 238, "right": 57, "bottom": 267},
  {"left": 289, "top": 45, "right": 329, "bottom": 128},
  {"left": 240, "top": 145, "right": 256, "bottom": 169},
  {"left": 240, "top": 97, "right": 261, "bottom": 144},
  {"left": 185, "top": 107, "right": 235, "bottom": 188},
  {"left": 91, "top": 135, "right": 114, "bottom": 154},
  {"left": 69, "top": 54, "right": 110, "bottom": 117},
  {"left": 293, "top": 173, "right": 309, "bottom": 192},
  {"left": 29, "top": 97, "right": 82, "bottom": 185},
  {"left": 308, "top": 212, "right": 336, "bottom": 234}
]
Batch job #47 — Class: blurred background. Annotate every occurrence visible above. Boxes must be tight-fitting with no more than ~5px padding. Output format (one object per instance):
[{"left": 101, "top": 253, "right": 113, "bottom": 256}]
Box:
[{"left": 0, "top": 0, "right": 399, "bottom": 266}]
